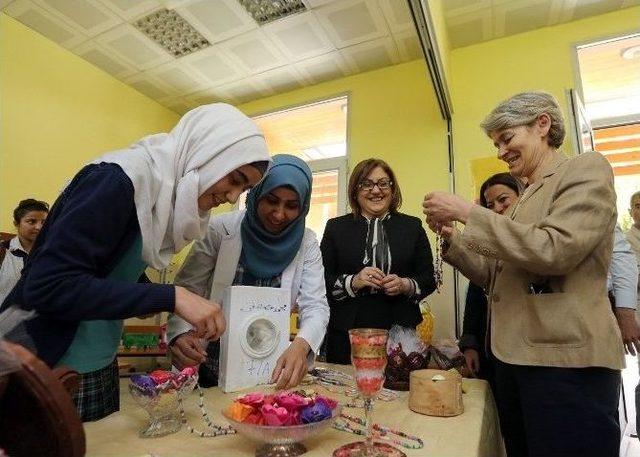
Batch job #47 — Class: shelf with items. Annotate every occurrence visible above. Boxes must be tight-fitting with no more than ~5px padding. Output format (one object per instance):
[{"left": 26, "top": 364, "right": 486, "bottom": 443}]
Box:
[
  {"left": 117, "top": 324, "right": 167, "bottom": 356},
  {"left": 117, "top": 324, "right": 169, "bottom": 376}
]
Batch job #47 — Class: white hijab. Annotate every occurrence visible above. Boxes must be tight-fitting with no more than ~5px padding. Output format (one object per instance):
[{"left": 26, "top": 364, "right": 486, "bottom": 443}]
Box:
[{"left": 91, "top": 103, "right": 271, "bottom": 269}]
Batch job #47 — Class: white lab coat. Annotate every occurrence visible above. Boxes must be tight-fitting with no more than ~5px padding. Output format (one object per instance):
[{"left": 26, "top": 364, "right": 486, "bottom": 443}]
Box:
[{"left": 167, "top": 210, "right": 329, "bottom": 357}]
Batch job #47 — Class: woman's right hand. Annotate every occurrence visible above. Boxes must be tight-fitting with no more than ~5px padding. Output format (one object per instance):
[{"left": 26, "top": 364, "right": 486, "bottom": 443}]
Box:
[
  {"left": 352, "top": 266, "right": 385, "bottom": 291},
  {"left": 463, "top": 349, "right": 481, "bottom": 377},
  {"left": 169, "top": 331, "right": 207, "bottom": 369},
  {"left": 174, "top": 286, "right": 226, "bottom": 341}
]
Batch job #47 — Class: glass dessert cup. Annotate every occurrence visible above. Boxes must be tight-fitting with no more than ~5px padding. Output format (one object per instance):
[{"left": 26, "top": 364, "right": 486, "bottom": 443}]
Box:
[
  {"left": 222, "top": 405, "right": 342, "bottom": 457},
  {"left": 333, "top": 328, "right": 404, "bottom": 457},
  {"left": 128, "top": 376, "right": 197, "bottom": 438}
]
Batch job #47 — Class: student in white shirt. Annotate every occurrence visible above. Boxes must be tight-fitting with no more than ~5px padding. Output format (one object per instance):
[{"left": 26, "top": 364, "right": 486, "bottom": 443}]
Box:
[{"left": 0, "top": 199, "right": 48, "bottom": 304}]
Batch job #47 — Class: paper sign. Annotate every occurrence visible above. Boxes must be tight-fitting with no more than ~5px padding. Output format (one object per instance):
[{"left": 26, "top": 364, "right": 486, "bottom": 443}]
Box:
[{"left": 218, "top": 286, "right": 291, "bottom": 392}]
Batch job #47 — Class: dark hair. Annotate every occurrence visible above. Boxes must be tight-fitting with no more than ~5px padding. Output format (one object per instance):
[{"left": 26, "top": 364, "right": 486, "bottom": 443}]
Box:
[
  {"left": 348, "top": 158, "right": 402, "bottom": 216},
  {"left": 249, "top": 160, "right": 270, "bottom": 176},
  {"left": 13, "top": 199, "right": 49, "bottom": 223},
  {"left": 479, "top": 173, "right": 522, "bottom": 208}
]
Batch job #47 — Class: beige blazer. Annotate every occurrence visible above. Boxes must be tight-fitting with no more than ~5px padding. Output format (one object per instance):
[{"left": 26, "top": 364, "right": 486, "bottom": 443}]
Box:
[{"left": 446, "top": 151, "right": 624, "bottom": 370}]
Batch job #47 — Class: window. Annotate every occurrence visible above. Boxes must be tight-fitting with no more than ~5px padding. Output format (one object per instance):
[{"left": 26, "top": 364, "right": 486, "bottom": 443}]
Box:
[
  {"left": 593, "top": 123, "right": 640, "bottom": 230},
  {"left": 248, "top": 96, "right": 348, "bottom": 238},
  {"left": 577, "top": 34, "right": 640, "bottom": 125},
  {"left": 576, "top": 34, "right": 640, "bottom": 228}
]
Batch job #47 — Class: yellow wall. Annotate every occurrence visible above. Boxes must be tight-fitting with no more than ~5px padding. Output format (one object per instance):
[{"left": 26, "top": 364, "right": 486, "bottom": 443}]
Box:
[
  {"left": 7, "top": 3, "right": 633, "bottom": 337},
  {"left": 427, "top": 0, "right": 452, "bottom": 104},
  {"left": 450, "top": 6, "right": 640, "bottom": 199},
  {"left": 240, "top": 59, "right": 449, "bottom": 221},
  {"left": 0, "top": 13, "right": 179, "bottom": 230},
  {"left": 239, "top": 60, "right": 459, "bottom": 340}
]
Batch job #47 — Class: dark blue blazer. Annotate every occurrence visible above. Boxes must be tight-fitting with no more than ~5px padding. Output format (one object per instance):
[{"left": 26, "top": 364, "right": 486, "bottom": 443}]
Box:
[{"left": 0, "top": 163, "right": 174, "bottom": 366}]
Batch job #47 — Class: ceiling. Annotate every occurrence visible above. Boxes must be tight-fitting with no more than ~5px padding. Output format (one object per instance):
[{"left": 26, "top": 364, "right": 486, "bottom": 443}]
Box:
[
  {"left": 1, "top": 0, "right": 421, "bottom": 114},
  {"left": 442, "top": 0, "right": 640, "bottom": 49}
]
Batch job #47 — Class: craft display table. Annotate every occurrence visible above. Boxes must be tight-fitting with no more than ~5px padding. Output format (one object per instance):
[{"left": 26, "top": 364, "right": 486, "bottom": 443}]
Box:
[{"left": 85, "top": 364, "right": 502, "bottom": 457}]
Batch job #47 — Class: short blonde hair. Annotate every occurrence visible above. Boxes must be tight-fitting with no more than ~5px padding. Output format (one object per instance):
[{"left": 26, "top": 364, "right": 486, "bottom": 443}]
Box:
[{"left": 480, "top": 91, "right": 566, "bottom": 148}]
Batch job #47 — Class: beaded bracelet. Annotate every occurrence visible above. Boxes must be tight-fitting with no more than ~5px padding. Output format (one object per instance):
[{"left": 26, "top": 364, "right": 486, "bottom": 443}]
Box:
[
  {"left": 333, "top": 412, "right": 424, "bottom": 450},
  {"left": 177, "top": 384, "right": 236, "bottom": 438}
]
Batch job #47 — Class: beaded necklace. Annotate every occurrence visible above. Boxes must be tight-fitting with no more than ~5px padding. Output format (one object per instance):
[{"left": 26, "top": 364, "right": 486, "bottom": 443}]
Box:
[
  {"left": 434, "top": 232, "right": 444, "bottom": 292},
  {"left": 177, "top": 384, "right": 236, "bottom": 438},
  {"left": 341, "top": 397, "right": 365, "bottom": 409},
  {"left": 310, "top": 367, "right": 398, "bottom": 401},
  {"left": 333, "top": 412, "right": 424, "bottom": 449}
]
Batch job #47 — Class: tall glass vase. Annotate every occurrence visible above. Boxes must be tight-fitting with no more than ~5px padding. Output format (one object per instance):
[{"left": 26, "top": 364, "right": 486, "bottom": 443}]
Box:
[{"left": 333, "top": 328, "right": 404, "bottom": 457}]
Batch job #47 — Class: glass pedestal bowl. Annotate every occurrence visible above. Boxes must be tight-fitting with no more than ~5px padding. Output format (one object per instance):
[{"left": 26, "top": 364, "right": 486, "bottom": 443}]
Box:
[
  {"left": 128, "top": 375, "right": 197, "bottom": 438},
  {"left": 222, "top": 405, "right": 342, "bottom": 457}
]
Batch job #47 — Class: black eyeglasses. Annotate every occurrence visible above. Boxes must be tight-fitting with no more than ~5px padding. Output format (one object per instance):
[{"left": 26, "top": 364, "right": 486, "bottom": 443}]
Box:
[{"left": 357, "top": 178, "right": 393, "bottom": 191}]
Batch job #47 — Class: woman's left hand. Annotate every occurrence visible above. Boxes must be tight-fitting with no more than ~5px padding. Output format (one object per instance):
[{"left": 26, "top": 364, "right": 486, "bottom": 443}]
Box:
[
  {"left": 423, "top": 192, "right": 474, "bottom": 225},
  {"left": 270, "top": 337, "right": 310, "bottom": 389},
  {"left": 381, "top": 274, "right": 411, "bottom": 296}
]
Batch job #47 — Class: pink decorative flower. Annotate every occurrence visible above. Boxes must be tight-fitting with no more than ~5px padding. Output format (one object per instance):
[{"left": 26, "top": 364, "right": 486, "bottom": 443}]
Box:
[
  {"left": 287, "top": 410, "right": 302, "bottom": 426},
  {"left": 227, "top": 391, "right": 339, "bottom": 427},
  {"left": 238, "top": 393, "right": 265, "bottom": 407},
  {"left": 263, "top": 394, "right": 276, "bottom": 406},
  {"left": 180, "top": 366, "right": 198, "bottom": 377},
  {"left": 261, "top": 404, "right": 291, "bottom": 426},
  {"left": 274, "top": 392, "right": 310, "bottom": 410}
]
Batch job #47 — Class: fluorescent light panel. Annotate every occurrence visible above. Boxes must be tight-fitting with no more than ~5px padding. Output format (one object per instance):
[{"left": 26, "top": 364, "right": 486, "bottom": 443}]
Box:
[
  {"left": 134, "top": 9, "right": 210, "bottom": 58},
  {"left": 237, "top": 0, "right": 306, "bottom": 25}
]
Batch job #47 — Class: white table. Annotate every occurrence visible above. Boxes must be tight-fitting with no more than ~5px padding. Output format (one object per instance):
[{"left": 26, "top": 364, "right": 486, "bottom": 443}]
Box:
[{"left": 85, "top": 365, "right": 502, "bottom": 457}]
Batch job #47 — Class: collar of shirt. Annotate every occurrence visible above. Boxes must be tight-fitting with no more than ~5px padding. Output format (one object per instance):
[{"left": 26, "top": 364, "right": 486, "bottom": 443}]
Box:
[{"left": 8, "top": 236, "right": 28, "bottom": 257}]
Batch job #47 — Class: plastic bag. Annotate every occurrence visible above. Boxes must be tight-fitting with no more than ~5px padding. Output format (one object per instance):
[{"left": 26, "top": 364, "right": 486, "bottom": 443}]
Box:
[
  {"left": 385, "top": 325, "right": 430, "bottom": 390},
  {"left": 386, "top": 325, "right": 426, "bottom": 356},
  {"left": 428, "top": 339, "right": 465, "bottom": 371},
  {"left": 415, "top": 300, "right": 434, "bottom": 346}
]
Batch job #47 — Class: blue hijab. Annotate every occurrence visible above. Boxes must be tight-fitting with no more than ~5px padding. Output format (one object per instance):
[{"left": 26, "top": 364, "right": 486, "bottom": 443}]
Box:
[{"left": 240, "top": 154, "right": 312, "bottom": 279}]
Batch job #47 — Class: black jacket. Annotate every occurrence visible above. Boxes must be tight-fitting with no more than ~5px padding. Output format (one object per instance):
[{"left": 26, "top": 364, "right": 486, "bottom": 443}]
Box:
[
  {"left": 459, "top": 283, "right": 488, "bottom": 353},
  {"left": 321, "top": 212, "right": 436, "bottom": 333}
]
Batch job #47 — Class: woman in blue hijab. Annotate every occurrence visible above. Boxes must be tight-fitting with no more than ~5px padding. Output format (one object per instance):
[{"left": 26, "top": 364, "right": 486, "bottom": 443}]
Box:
[{"left": 167, "top": 154, "right": 329, "bottom": 389}]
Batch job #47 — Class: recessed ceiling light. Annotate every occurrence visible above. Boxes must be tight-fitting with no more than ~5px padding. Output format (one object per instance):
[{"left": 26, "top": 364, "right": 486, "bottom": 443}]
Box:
[
  {"left": 238, "top": 0, "right": 306, "bottom": 25},
  {"left": 621, "top": 45, "right": 640, "bottom": 60},
  {"left": 134, "top": 9, "right": 210, "bottom": 58}
]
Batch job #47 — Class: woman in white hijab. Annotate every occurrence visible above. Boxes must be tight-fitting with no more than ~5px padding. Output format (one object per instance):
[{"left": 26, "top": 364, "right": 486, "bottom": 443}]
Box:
[{"left": 0, "top": 103, "right": 271, "bottom": 421}]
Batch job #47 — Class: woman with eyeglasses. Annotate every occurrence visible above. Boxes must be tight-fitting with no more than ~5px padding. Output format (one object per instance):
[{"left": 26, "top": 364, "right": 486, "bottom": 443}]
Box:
[{"left": 320, "top": 158, "right": 436, "bottom": 364}]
